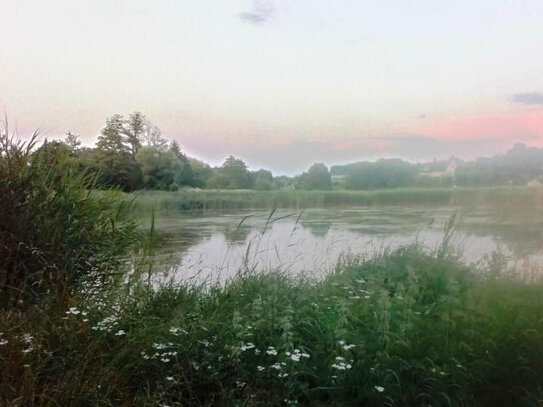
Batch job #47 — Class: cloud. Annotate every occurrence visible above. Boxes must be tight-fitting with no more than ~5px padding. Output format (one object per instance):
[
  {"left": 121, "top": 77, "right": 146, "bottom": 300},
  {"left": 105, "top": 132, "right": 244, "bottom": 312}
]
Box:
[
  {"left": 511, "top": 92, "right": 543, "bottom": 105},
  {"left": 238, "top": 1, "right": 275, "bottom": 25}
]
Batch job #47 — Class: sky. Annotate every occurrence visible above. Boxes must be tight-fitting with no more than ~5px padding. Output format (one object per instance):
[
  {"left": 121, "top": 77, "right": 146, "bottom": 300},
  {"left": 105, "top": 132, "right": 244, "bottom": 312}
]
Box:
[{"left": 2, "top": 0, "right": 543, "bottom": 174}]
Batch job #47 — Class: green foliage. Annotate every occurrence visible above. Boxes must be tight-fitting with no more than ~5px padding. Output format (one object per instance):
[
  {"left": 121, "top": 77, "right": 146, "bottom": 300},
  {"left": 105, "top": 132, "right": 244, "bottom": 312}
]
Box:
[
  {"left": 96, "top": 114, "right": 128, "bottom": 155},
  {"left": 295, "top": 163, "right": 332, "bottom": 190},
  {"left": 217, "top": 155, "right": 252, "bottom": 189},
  {"left": 253, "top": 169, "right": 274, "bottom": 190},
  {"left": 4, "top": 244, "right": 543, "bottom": 405},
  {"left": 170, "top": 140, "right": 196, "bottom": 187},
  {"left": 454, "top": 143, "right": 543, "bottom": 186},
  {"left": 345, "top": 158, "right": 418, "bottom": 189},
  {"left": 188, "top": 157, "right": 213, "bottom": 188},
  {"left": 0, "top": 129, "right": 139, "bottom": 308},
  {"left": 123, "top": 111, "right": 146, "bottom": 156},
  {"left": 136, "top": 146, "right": 182, "bottom": 190}
]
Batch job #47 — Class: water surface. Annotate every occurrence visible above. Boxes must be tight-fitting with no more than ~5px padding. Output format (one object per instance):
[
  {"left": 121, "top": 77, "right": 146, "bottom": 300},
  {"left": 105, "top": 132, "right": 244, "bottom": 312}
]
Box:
[{"left": 141, "top": 207, "right": 543, "bottom": 283}]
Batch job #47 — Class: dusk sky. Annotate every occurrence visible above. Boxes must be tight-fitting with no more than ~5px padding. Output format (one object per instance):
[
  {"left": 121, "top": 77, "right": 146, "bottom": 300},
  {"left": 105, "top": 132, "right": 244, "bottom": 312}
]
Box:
[{"left": 2, "top": 0, "right": 543, "bottom": 174}]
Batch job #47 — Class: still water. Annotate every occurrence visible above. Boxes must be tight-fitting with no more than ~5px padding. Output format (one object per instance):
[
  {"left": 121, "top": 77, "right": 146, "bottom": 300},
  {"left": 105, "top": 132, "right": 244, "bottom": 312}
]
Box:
[{"left": 141, "top": 207, "right": 543, "bottom": 283}]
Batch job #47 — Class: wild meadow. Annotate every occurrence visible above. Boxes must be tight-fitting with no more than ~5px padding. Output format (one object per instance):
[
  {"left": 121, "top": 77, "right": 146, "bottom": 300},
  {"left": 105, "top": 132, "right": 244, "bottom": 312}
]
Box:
[{"left": 2, "top": 133, "right": 543, "bottom": 406}]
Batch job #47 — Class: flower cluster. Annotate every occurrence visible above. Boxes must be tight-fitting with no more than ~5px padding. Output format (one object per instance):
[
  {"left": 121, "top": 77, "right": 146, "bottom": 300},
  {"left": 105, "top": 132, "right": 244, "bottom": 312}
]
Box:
[
  {"left": 286, "top": 348, "right": 310, "bottom": 362},
  {"left": 91, "top": 315, "right": 119, "bottom": 332},
  {"left": 338, "top": 340, "right": 356, "bottom": 351},
  {"left": 331, "top": 356, "right": 352, "bottom": 370},
  {"left": 21, "top": 333, "right": 35, "bottom": 354}
]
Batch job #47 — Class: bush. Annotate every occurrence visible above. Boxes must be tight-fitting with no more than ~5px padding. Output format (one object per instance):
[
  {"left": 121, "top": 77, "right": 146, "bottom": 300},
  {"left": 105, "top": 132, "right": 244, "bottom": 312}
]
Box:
[{"left": 0, "top": 130, "right": 139, "bottom": 308}]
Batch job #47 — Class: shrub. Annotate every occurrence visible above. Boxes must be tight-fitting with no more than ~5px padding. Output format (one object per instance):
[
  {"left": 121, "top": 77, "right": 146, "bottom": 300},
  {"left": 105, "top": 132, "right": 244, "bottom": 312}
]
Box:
[{"left": 0, "top": 128, "right": 139, "bottom": 308}]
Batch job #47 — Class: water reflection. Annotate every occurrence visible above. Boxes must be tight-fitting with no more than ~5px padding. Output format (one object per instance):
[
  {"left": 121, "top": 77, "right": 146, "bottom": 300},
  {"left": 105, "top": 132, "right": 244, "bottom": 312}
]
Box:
[{"left": 142, "top": 207, "right": 543, "bottom": 284}]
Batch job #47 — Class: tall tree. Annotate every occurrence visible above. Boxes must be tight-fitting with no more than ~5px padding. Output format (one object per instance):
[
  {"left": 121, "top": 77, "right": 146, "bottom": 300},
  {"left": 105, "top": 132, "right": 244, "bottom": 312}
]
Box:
[
  {"left": 253, "top": 169, "right": 274, "bottom": 190},
  {"left": 297, "top": 163, "right": 332, "bottom": 190},
  {"left": 170, "top": 140, "right": 195, "bottom": 186},
  {"left": 96, "top": 114, "right": 127, "bottom": 155},
  {"left": 124, "top": 112, "right": 146, "bottom": 156},
  {"left": 219, "top": 155, "right": 251, "bottom": 189},
  {"left": 143, "top": 120, "right": 167, "bottom": 149},
  {"left": 136, "top": 146, "right": 181, "bottom": 189},
  {"left": 95, "top": 114, "right": 142, "bottom": 191},
  {"left": 64, "top": 131, "right": 81, "bottom": 151}
]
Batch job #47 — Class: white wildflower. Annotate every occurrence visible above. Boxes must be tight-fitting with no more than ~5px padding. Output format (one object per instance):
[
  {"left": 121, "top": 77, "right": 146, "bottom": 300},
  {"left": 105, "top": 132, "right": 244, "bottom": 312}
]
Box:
[
  {"left": 240, "top": 342, "right": 255, "bottom": 351},
  {"left": 290, "top": 354, "right": 301, "bottom": 362},
  {"left": 374, "top": 386, "right": 385, "bottom": 392},
  {"left": 114, "top": 330, "right": 126, "bottom": 336}
]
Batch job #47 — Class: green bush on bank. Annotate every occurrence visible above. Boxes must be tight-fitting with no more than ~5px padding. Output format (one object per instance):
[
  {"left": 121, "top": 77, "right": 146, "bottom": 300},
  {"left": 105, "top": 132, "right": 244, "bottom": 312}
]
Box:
[{"left": 0, "top": 131, "right": 139, "bottom": 308}]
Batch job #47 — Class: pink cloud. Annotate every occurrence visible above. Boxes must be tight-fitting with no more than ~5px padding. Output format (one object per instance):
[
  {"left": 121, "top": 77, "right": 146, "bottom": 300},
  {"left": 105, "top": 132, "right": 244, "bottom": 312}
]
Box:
[{"left": 412, "top": 109, "right": 543, "bottom": 146}]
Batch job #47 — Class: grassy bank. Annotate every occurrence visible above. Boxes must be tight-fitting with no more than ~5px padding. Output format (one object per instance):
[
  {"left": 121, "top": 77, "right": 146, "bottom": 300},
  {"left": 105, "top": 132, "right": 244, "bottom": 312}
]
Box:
[
  {"left": 4, "top": 134, "right": 543, "bottom": 405},
  {"left": 128, "top": 186, "right": 543, "bottom": 212},
  {"left": 2, "top": 246, "right": 543, "bottom": 405}
]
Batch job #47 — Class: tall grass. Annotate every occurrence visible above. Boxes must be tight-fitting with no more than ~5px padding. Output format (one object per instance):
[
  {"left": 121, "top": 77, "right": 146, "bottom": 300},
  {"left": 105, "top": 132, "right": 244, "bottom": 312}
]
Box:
[
  {"left": 129, "top": 186, "right": 543, "bottom": 213},
  {"left": 0, "top": 128, "right": 139, "bottom": 308},
  {"left": 3, "top": 244, "right": 543, "bottom": 405}
]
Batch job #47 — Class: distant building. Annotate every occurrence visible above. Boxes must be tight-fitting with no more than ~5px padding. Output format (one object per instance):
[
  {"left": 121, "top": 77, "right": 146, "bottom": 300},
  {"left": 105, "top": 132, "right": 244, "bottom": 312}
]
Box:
[{"left": 421, "top": 157, "right": 460, "bottom": 178}]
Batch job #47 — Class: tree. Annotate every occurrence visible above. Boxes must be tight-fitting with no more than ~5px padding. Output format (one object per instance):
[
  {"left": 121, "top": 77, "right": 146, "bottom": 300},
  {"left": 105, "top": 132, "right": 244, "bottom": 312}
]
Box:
[
  {"left": 345, "top": 159, "right": 416, "bottom": 190},
  {"left": 219, "top": 155, "right": 251, "bottom": 189},
  {"left": 296, "top": 163, "right": 332, "bottom": 190},
  {"left": 95, "top": 115, "right": 142, "bottom": 191},
  {"left": 143, "top": 120, "right": 167, "bottom": 149},
  {"left": 96, "top": 114, "right": 127, "bottom": 155},
  {"left": 124, "top": 112, "right": 146, "bottom": 156},
  {"left": 170, "top": 140, "right": 195, "bottom": 187},
  {"left": 136, "top": 146, "right": 181, "bottom": 189},
  {"left": 189, "top": 158, "right": 213, "bottom": 188},
  {"left": 253, "top": 169, "right": 274, "bottom": 190},
  {"left": 206, "top": 173, "right": 230, "bottom": 189},
  {"left": 64, "top": 132, "right": 81, "bottom": 151},
  {"left": 32, "top": 139, "right": 73, "bottom": 167}
]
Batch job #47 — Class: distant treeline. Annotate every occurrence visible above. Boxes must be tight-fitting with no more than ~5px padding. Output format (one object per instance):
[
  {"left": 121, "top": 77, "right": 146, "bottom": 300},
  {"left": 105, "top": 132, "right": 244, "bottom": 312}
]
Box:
[{"left": 38, "top": 112, "right": 543, "bottom": 191}]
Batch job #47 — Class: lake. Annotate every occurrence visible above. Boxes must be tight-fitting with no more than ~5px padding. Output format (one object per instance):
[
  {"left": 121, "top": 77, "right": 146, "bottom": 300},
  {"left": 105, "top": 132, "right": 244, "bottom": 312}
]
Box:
[{"left": 140, "top": 206, "right": 543, "bottom": 284}]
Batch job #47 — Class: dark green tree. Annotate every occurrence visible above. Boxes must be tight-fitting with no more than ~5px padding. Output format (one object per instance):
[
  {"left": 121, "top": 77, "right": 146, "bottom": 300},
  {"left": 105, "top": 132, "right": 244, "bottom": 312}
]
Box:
[
  {"left": 219, "top": 155, "right": 251, "bottom": 189},
  {"left": 253, "top": 169, "right": 274, "bottom": 190},
  {"left": 124, "top": 112, "right": 146, "bottom": 156},
  {"left": 170, "top": 140, "right": 195, "bottom": 186},
  {"left": 95, "top": 115, "right": 142, "bottom": 191},
  {"left": 135, "top": 146, "right": 182, "bottom": 189},
  {"left": 297, "top": 163, "right": 332, "bottom": 190}
]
